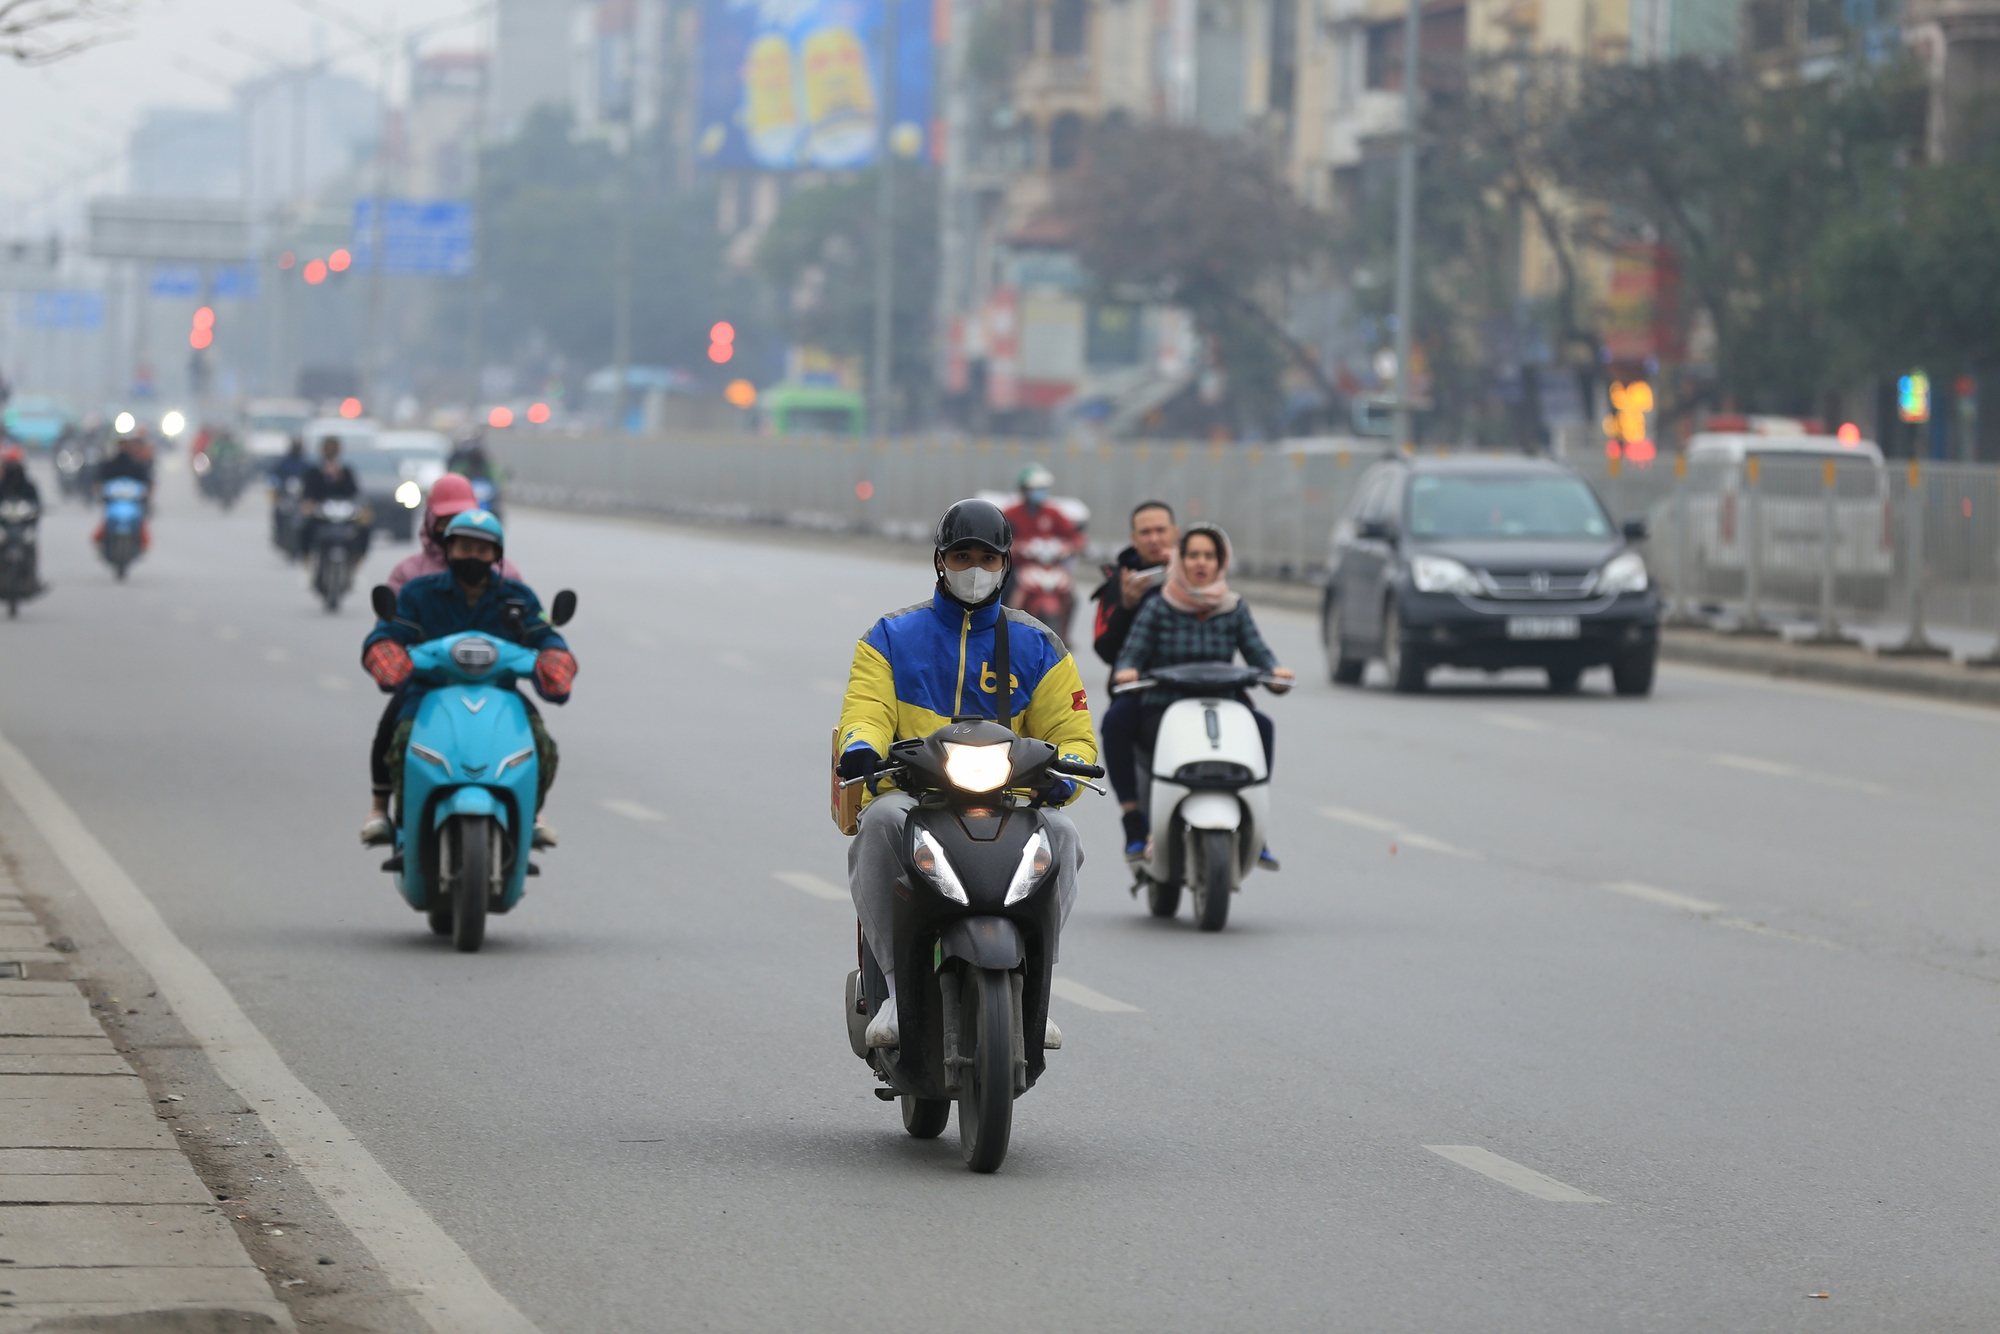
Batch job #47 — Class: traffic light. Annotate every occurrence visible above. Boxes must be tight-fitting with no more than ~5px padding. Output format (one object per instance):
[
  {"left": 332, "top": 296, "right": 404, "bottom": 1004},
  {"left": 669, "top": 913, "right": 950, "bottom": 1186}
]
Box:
[
  {"left": 1603, "top": 380, "right": 1655, "bottom": 464},
  {"left": 709, "top": 321, "right": 736, "bottom": 364},
  {"left": 189, "top": 305, "right": 215, "bottom": 350}
]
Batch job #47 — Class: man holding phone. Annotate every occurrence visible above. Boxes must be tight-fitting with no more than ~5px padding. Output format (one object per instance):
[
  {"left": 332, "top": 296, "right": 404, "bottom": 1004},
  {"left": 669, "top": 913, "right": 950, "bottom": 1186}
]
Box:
[{"left": 1090, "top": 500, "right": 1179, "bottom": 859}]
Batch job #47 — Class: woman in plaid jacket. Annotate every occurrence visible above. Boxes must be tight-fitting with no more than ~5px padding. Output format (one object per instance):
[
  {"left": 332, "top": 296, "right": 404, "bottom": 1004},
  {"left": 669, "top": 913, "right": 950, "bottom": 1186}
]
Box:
[{"left": 1111, "top": 523, "right": 1293, "bottom": 863}]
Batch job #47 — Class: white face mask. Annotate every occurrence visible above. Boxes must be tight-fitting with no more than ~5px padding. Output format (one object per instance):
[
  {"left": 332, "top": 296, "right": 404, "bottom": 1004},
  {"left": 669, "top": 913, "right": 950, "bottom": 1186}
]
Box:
[{"left": 942, "top": 563, "right": 1004, "bottom": 604}]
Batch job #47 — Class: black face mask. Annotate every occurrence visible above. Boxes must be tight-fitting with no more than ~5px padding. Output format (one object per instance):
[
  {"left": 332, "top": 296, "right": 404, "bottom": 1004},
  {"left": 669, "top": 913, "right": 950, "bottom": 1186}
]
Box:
[{"left": 449, "top": 557, "right": 492, "bottom": 587}]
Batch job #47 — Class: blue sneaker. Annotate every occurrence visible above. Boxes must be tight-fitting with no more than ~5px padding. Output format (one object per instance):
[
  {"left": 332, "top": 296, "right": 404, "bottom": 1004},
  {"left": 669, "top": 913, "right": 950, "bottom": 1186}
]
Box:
[
  {"left": 1257, "top": 846, "right": 1281, "bottom": 872},
  {"left": 1124, "top": 839, "right": 1148, "bottom": 862}
]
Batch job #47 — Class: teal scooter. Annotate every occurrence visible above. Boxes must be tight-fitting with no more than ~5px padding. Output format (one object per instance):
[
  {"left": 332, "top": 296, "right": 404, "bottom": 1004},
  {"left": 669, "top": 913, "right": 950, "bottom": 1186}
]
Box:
[{"left": 369, "top": 584, "right": 576, "bottom": 952}]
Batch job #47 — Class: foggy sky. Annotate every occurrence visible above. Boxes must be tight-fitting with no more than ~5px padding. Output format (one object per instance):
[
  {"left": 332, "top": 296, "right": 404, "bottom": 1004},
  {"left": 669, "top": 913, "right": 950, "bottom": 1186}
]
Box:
[{"left": 0, "top": 0, "right": 482, "bottom": 230}]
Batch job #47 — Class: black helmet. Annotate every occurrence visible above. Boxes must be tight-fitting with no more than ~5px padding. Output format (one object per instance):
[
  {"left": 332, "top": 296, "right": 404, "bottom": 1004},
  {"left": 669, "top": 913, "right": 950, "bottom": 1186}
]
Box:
[{"left": 934, "top": 498, "right": 1013, "bottom": 558}]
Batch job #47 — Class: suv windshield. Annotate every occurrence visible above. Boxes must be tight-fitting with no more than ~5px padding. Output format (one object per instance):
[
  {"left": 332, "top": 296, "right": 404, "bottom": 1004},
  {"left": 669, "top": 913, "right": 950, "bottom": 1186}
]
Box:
[{"left": 1406, "top": 474, "right": 1612, "bottom": 541}]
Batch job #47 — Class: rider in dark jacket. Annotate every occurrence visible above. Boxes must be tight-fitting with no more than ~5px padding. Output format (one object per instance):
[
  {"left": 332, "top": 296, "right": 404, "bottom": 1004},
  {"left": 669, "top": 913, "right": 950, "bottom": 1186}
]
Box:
[{"left": 1089, "top": 501, "right": 1178, "bottom": 857}]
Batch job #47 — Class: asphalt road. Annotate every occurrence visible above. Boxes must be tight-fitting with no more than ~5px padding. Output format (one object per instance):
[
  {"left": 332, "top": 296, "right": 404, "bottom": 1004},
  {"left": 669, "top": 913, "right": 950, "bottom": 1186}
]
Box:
[{"left": 8, "top": 459, "right": 2000, "bottom": 1332}]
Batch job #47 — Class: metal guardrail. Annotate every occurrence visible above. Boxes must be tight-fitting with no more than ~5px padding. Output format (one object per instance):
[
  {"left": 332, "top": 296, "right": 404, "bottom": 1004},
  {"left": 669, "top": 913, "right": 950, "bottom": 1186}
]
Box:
[
  {"left": 487, "top": 430, "right": 1397, "bottom": 580},
  {"left": 489, "top": 429, "right": 2000, "bottom": 646}
]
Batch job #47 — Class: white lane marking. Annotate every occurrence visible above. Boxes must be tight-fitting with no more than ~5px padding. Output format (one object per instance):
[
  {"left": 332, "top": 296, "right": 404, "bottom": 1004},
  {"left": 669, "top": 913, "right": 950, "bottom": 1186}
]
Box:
[
  {"left": 1600, "top": 880, "right": 1724, "bottom": 915},
  {"left": 263, "top": 646, "right": 291, "bottom": 664},
  {"left": 1715, "top": 916, "right": 1845, "bottom": 950},
  {"left": 1424, "top": 1146, "right": 1607, "bottom": 1202},
  {"left": 1482, "top": 712, "right": 1545, "bottom": 732},
  {"left": 1322, "top": 808, "right": 1480, "bottom": 859},
  {"left": 1708, "top": 752, "right": 1888, "bottom": 796},
  {"left": 1050, "top": 978, "right": 1142, "bottom": 1012},
  {"left": 602, "top": 798, "right": 664, "bottom": 822},
  {"left": 317, "top": 674, "right": 351, "bottom": 693},
  {"left": 1321, "top": 806, "right": 1403, "bottom": 834},
  {"left": 773, "top": 871, "right": 848, "bottom": 901},
  {"left": 1662, "top": 660, "right": 2000, "bottom": 725},
  {"left": 0, "top": 727, "right": 540, "bottom": 1334}
]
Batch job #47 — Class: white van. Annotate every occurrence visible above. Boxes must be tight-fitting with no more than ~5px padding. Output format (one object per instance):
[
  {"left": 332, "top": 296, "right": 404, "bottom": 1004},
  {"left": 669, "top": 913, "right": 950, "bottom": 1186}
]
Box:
[{"left": 1650, "top": 432, "right": 1893, "bottom": 608}]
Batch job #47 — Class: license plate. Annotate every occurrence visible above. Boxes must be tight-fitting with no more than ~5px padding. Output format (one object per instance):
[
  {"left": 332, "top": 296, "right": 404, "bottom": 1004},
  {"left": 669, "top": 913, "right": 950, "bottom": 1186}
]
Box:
[{"left": 1507, "top": 616, "right": 1580, "bottom": 640}]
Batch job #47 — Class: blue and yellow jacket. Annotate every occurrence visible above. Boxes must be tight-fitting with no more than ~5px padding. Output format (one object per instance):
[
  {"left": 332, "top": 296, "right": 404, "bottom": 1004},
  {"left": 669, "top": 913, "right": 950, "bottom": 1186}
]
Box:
[{"left": 838, "top": 590, "right": 1097, "bottom": 805}]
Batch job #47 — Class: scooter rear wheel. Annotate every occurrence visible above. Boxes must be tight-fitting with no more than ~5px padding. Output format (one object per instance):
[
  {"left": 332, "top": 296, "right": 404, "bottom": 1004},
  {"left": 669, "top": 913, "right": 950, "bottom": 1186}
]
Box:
[
  {"left": 901, "top": 1095, "right": 950, "bottom": 1139},
  {"left": 1192, "top": 828, "right": 1235, "bottom": 932},
  {"left": 957, "top": 967, "right": 1016, "bottom": 1173}
]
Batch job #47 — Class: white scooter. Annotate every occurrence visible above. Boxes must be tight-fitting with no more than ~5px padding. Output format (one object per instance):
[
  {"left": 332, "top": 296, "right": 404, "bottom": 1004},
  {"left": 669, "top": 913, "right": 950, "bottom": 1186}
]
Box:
[{"left": 1117, "top": 662, "right": 1288, "bottom": 931}]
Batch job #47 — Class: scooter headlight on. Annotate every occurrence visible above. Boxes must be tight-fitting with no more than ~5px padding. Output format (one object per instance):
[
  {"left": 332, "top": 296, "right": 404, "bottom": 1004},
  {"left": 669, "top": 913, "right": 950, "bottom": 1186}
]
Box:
[
  {"left": 395, "top": 480, "right": 421, "bottom": 508},
  {"left": 911, "top": 829, "right": 970, "bottom": 905},
  {"left": 1003, "top": 831, "right": 1053, "bottom": 905},
  {"left": 943, "top": 742, "right": 1012, "bottom": 793}
]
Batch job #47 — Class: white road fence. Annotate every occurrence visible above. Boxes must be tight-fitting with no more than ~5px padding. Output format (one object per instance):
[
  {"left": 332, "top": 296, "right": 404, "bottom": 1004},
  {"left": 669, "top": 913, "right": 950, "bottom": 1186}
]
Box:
[{"left": 491, "top": 430, "right": 2000, "bottom": 637}]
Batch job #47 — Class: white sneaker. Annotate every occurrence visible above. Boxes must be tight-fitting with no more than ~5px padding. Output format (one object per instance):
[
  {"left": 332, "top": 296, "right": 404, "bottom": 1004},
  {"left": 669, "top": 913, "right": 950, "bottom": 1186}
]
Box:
[
  {"left": 864, "top": 996, "right": 899, "bottom": 1049},
  {"left": 1044, "top": 1017, "right": 1062, "bottom": 1050},
  {"left": 359, "top": 812, "right": 393, "bottom": 847},
  {"left": 532, "top": 817, "right": 557, "bottom": 849}
]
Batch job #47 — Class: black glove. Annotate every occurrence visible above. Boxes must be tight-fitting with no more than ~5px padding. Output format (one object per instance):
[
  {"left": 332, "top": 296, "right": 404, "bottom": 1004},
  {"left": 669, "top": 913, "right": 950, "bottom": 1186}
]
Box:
[
  {"left": 837, "top": 748, "right": 878, "bottom": 782},
  {"left": 1032, "top": 779, "right": 1076, "bottom": 808}
]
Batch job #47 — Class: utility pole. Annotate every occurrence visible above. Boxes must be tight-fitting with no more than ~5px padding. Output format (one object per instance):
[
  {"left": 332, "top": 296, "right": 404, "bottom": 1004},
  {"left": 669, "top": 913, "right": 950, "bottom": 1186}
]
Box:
[
  {"left": 466, "top": 39, "right": 490, "bottom": 414},
  {"left": 935, "top": 0, "right": 971, "bottom": 405},
  {"left": 1390, "top": 0, "right": 1421, "bottom": 450},
  {"left": 611, "top": 17, "right": 638, "bottom": 433},
  {"left": 871, "top": 0, "right": 898, "bottom": 434}
]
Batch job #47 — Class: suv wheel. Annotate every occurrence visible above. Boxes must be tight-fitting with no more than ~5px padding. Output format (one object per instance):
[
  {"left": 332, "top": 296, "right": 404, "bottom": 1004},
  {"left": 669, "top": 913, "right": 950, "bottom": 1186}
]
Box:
[
  {"left": 1383, "top": 600, "right": 1427, "bottom": 693},
  {"left": 1612, "top": 650, "right": 1656, "bottom": 697},
  {"left": 1324, "top": 588, "right": 1365, "bottom": 686}
]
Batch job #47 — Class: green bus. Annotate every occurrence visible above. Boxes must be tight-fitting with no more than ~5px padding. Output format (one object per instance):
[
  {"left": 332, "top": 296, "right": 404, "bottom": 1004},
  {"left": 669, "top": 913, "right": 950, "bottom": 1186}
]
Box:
[{"left": 761, "top": 384, "right": 865, "bottom": 436}]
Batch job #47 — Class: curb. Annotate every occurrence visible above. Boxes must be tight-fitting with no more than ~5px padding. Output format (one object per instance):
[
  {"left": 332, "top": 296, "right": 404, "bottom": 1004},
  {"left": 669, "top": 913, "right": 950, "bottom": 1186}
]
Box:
[
  {"left": 0, "top": 856, "right": 295, "bottom": 1332},
  {"left": 1659, "top": 629, "right": 2000, "bottom": 708}
]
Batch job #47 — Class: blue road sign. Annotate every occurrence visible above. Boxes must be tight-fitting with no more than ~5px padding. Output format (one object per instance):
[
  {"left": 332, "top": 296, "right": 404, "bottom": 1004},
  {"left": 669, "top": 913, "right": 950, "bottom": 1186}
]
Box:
[
  {"left": 20, "top": 290, "right": 103, "bottom": 330},
  {"left": 350, "top": 199, "right": 475, "bottom": 276},
  {"left": 151, "top": 265, "right": 259, "bottom": 298}
]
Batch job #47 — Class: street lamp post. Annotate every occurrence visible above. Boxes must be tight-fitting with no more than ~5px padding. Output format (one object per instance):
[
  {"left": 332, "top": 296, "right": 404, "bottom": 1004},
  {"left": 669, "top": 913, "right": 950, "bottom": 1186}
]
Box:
[{"left": 1390, "top": 0, "right": 1421, "bottom": 451}]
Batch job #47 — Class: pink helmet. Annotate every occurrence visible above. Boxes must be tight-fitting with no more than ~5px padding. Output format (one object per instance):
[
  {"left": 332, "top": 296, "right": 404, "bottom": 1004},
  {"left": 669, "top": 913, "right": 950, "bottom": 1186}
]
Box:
[{"left": 426, "top": 473, "right": 479, "bottom": 518}]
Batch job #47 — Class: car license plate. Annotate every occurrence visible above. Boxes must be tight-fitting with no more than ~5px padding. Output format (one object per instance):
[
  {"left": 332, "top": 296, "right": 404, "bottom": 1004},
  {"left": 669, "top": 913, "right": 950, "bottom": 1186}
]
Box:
[{"left": 1507, "top": 616, "right": 1580, "bottom": 640}]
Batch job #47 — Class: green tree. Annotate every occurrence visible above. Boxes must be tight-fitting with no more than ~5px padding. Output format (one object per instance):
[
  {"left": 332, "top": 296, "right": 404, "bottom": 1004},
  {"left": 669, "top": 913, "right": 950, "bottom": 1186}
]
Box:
[{"left": 754, "top": 162, "right": 939, "bottom": 416}]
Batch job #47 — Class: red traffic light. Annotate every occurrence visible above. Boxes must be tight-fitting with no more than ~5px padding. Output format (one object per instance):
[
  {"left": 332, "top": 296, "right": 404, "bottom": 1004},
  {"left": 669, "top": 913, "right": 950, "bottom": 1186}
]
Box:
[
  {"left": 329, "top": 248, "right": 352, "bottom": 273},
  {"left": 192, "top": 306, "right": 215, "bottom": 330}
]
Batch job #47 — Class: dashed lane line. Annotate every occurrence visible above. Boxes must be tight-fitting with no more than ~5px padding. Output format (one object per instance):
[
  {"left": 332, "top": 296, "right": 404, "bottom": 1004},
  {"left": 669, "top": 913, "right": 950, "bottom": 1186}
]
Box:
[
  {"left": 1707, "top": 751, "right": 1888, "bottom": 796},
  {"left": 1321, "top": 808, "right": 1481, "bottom": 859},
  {"left": 1050, "top": 978, "right": 1142, "bottom": 1012},
  {"left": 1481, "top": 712, "right": 1546, "bottom": 732},
  {"left": 1599, "top": 880, "right": 1725, "bottom": 915},
  {"left": 773, "top": 871, "right": 848, "bottom": 901},
  {"left": 1424, "top": 1146, "right": 1608, "bottom": 1203},
  {"left": 603, "top": 798, "right": 665, "bottom": 822}
]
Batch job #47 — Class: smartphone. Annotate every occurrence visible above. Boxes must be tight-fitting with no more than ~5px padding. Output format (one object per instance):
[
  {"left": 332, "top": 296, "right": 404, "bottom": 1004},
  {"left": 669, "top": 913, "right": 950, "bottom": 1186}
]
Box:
[{"left": 1137, "top": 565, "right": 1169, "bottom": 587}]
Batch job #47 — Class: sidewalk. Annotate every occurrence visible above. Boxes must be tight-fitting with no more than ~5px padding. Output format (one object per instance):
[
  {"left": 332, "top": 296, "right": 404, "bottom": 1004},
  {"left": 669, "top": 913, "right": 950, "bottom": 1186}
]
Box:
[{"left": 0, "top": 860, "right": 292, "bottom": 1332}]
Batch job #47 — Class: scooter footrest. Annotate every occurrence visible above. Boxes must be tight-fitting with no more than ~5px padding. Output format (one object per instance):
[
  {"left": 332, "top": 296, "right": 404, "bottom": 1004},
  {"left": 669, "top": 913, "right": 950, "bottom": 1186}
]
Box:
[
  {"left": 873, "top": 1088, "right": 899, "bottom": 1102},
  {"left": 379, "top": 855, "right": 404, "bottom": 873},
  {"left": 526, "top": 863, "right": 541, "bottom": 876}
]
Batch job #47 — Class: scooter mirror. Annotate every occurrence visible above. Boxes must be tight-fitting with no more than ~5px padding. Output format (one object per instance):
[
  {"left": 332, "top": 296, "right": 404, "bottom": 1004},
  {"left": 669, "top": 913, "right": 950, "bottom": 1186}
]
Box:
[
  {"left": 370, "top": 585, "right": 396, "bottom": 621},
  {"left": 549, "top": 589, "right": 577, "bottom": 627}
]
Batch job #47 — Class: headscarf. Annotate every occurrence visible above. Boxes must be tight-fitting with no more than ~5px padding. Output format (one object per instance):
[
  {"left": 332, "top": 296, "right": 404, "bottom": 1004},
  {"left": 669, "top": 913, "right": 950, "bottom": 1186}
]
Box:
[{"left": 1161, "top": 522, "right": 1241, "bottom": 618}]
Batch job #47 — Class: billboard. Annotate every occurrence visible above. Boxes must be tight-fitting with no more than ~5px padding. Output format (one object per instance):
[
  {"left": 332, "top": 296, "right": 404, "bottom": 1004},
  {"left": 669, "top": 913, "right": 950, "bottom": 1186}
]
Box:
[
  {"left": 350, "top": 199, "right": 475, "bottom": 276},
  {"left": 697, "top": 0, "right": 933, "bottom": 171}
]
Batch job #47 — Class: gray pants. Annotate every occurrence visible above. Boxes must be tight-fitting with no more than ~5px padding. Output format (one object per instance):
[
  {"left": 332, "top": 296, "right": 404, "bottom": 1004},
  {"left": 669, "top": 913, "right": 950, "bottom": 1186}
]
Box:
[{"left": 847, "top": 790, "right": 1083, "bottom": 977}]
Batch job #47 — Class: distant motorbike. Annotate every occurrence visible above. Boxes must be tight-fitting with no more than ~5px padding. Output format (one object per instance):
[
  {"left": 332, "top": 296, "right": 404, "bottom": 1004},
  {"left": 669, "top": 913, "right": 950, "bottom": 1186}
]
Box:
[
  {"left": 97, "top": 478, "right": 147, "bottom": 580},
  {"left": 270, "top": 477, "right": 305, "bottom": 560},
  {"left": 469, "top": 475, "right": 501, "bottom": 518},
  {"left": 1008, "top": 534, "right": 1078, "bottom": 646},
  {"left": 193, "top": 448, "right": 251, "bottom": 510},
  {"left": 310, "top": 499, "right": 368, "bottom": 612},
  {"left": 372, "top": 585, "right": 577, "bottom": 953},
  {"left": 0, "top": 497, "right": 44, "bottom": 616},
  {"left": 838, "top": 720, "right": 1104, "bottom": 1172},
  {"left": 54, "top": 442, "right": 102, "bottom": 500},
  {"left": 1116, "top": 662, "right": 1288, "bottom": 932}
]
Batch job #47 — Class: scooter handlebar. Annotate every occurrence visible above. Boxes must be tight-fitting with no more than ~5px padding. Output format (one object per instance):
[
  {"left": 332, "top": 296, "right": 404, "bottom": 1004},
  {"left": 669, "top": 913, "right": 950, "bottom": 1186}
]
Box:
[{"left": 1052, "top": 757, "right": 1106, "bottom": 778}]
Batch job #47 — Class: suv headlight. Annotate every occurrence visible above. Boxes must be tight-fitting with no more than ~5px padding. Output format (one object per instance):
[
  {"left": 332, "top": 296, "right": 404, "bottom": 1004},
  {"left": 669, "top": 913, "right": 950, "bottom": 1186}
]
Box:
[
  {"left": 1595, "top": 551, "right": 1648, "bottom": 595},
  {"left": 911, "top": 829, "right": 969, "bottom": 904},
  {"left": 1409, "top": 554, "right": 1483, "bottom": 595},
  {"left": 943, "top": 742, "right": 1011, "bottom": 793}
]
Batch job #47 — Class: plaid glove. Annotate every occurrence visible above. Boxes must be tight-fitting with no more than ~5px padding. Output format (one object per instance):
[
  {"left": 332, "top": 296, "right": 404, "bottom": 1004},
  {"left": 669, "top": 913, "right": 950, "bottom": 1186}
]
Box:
[
  {"left": 363, "top": 640, "right": 413, "bottom": 690},
  {"left": 534, "top": 648, "right": 577, "bottom": 701}
]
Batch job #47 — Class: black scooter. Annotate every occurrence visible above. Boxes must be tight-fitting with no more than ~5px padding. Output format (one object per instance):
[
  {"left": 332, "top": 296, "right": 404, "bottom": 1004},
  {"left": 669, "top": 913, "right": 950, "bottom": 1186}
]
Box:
[
  {"left": 841, "top": 719, "right": 1104, "bottom": 1173},
  {"left": 0, "top": 497, "right": 44, "bottom": 616}
]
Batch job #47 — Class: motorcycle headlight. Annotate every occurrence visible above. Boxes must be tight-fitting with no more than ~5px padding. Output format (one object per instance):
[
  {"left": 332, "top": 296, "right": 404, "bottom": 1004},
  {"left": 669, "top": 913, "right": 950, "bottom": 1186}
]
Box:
[
  {"left": 911, "top": 829, "right": 970, "bottom": 904},
  {"left": 1409, "top": 554, "right": 1483, "bottom": 595},
  {"left": 943, "top": 742, "right": 1012, "bottom": 793},
  {"left": 395, "top": 480, "right": 421, "bottom": 508},
  {"left": 1595, "top": 551, "right": 1648, "bottom": 595},
  {"left": 1003, "top": 831, "right": 1053, "bottom": 905}
]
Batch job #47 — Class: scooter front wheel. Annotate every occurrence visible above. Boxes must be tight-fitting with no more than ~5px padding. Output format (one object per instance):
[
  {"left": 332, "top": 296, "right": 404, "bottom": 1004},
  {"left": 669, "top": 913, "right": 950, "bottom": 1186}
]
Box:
[
  {"left": 957, "top": 966, "right": 1016, "bottom": 1173},
  {"left": 450, "top": 814, "right": 498, "bottom": 953},
  {"left": 1192, "top": 828, "right": 1235, "bottom": 932}
]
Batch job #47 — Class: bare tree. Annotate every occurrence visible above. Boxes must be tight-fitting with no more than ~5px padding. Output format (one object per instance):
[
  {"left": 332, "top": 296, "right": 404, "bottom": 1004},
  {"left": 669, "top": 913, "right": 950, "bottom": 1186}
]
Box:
[{"left": 0, "top": 0, "right": 128, "bottom": 65}]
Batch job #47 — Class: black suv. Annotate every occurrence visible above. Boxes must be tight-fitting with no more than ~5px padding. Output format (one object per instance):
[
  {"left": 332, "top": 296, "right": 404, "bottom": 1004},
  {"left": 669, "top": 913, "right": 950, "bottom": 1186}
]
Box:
[{"left": 1321, "top": 454, "right": 1660, "bottom": 695}]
